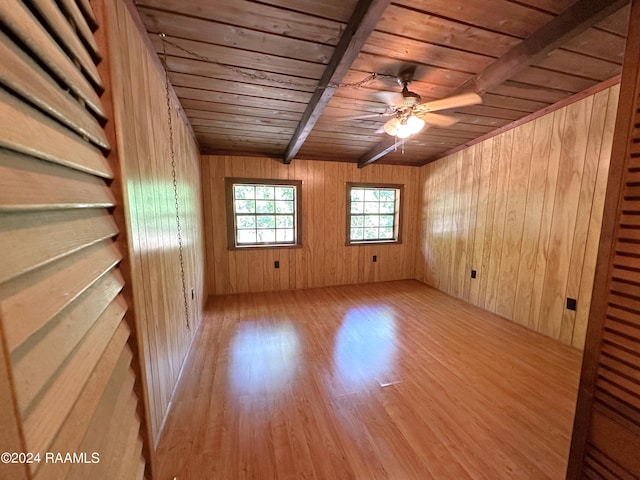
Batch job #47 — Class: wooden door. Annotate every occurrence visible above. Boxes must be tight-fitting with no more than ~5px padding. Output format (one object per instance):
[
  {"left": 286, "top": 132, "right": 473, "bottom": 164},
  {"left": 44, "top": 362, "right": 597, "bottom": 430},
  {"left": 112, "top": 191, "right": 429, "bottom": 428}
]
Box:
[
  {"left": 0, "top": 1, "right": 149, "bottom": 478},
  {"left": 567, "top": 0, "right": 640, "bottom": 477}
]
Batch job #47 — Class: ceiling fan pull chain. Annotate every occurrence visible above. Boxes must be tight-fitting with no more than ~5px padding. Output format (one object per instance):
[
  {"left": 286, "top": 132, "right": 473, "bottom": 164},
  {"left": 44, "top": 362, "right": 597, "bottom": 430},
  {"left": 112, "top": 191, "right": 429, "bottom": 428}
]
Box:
[{"left": 160, "top": 33, "right": 191, "bottom": 331}]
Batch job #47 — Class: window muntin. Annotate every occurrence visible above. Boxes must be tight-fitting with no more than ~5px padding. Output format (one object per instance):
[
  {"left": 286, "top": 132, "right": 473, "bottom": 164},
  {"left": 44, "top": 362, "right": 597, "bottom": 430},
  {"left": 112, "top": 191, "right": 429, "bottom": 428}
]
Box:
[
  {"left": 347, "top": 183, "right": 402, "bottom": 245},
  {"left": 226, "top": 178, "right": 301, "bottom": 248}
]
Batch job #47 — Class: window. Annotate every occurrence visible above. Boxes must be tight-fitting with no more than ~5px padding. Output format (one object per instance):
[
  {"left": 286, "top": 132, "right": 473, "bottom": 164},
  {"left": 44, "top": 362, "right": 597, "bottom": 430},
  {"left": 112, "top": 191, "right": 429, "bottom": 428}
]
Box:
[
  {"left": 346, "top": 183, "right": 403, "bottom": 245},
  {"left": 225, "top": 178, "right": 302, "bottom": 249}
]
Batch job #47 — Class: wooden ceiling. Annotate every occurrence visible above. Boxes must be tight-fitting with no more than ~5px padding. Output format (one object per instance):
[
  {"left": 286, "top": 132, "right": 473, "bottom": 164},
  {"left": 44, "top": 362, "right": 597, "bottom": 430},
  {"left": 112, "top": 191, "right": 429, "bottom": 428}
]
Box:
[{"left": 134, "top": 0, "right": 630, "bottom": 166}]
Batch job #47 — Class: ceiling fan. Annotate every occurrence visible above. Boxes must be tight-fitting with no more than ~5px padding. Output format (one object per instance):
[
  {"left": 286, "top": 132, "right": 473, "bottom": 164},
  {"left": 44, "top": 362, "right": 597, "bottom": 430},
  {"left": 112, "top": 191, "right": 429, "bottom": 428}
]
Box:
[{"left": 349, "top": 68, "right": 483, "bottom": 138}]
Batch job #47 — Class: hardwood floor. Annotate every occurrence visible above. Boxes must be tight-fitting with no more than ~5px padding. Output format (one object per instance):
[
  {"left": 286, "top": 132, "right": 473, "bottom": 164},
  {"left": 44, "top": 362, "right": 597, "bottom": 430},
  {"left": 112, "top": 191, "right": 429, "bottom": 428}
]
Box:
[{"left": 156, "top": 280, "right": 582, "bottom": 479}]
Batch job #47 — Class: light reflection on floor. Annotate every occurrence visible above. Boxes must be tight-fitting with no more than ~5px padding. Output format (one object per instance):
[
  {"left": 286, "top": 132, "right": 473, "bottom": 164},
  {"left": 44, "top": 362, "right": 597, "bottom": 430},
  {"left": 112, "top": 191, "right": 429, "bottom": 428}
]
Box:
[
  {"left": 226, "top": 307, "right": 398, "bottom": 402},
  {"left": 332, "top": 306, "right": 398, "bottom": 393},
  {"left": 227, "top": 320, "right": 301, "bottom": 397}
]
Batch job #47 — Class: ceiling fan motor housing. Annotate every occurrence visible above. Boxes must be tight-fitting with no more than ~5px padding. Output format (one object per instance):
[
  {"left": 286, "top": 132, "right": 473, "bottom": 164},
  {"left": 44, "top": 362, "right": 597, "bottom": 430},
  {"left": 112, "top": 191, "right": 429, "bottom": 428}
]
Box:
[{"left": 401, "top": 84, "right": 421, "bottom": 107}]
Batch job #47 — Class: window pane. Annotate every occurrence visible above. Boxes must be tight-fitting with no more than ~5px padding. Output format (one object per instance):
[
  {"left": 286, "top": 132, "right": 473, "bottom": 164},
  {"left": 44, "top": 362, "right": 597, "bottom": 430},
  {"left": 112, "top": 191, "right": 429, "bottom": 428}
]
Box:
[
  {"left": 351, "top": 189, "right": 364, "bottom": 202},
  {"left": 275, "top": 186, "right": 294, "bottom": 200},
  {"left": 276, "top": 215, "right": 294, "bottom": 228},
  {"left": 234, "top": 185, "right": 255, "bottom": 200},
  {"left": 351, "top": 215, "right": 364, "bottom": 227},
  {"left": 237, "top": 229, "right": 256, "bottom": 244},
  {"left": 347, "top": 185, "right": 400, "bottom": 244},
  {"left": 351, "top": 201, "right": 364, "bottom": 214},
  {"left": 379, "top": 215, "right": 394, "bottom": 227},
  {"left": 230, "top": 181, "right": 299, "bottom": 248},
  {"left": 235, "top": 199, "right": 255, "bottom": 213},
  {"left": 364, "top": 189, "right": 380, "bottom": 201},
  {"left": 276, "top": 200, "right": 294, "bottom": 214},
  {"left": 237, "top": 215, "right": 256, "bottom": 229},
  {"left": 256, "top": 216, "right": 275, "bottom": 228},
  {"left": 256, "top": 200, "right": 275, "bottom": 213},
  {"left": 379, "top": 227, "right": 394, "bottom": 239},
  {"left": 380, "top": 202, "right": 395, "bottom": 214},
  {"left": 276, "top": 229, "right": 294, "bottom": 242},
  {"left": 379, "top": 189, "right": 395, "bottom": 201},
  {"left": 364, "top": 228, "right": 378, "bottom": 239},
  {"left": 364, "top": 215, "right": 379, "bottom": 227},
  {"left": 255, "top": 186, "right": 274, "bottom": 199},
  {"left": 364, "top": 202, "right": 379, "bottom": 214},
  {"left": 257, "top": 229, "right": 276, "bottom": 243}
]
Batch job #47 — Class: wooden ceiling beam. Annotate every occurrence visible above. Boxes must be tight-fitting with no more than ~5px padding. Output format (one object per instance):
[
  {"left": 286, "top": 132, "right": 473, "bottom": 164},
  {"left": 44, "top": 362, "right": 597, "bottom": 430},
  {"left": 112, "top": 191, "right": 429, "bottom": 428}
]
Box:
[
  {"left": 357, "top": 0, "right": 629, "bottom": 168},
  {"left": 358, "top": 137, "right": 397, "bottom": 168},
  {"left": 283, "top": 0, "right": 392, "bottom": 164},
  {"left": 454, "top": 0, "right": 628, "bottom": 96}
]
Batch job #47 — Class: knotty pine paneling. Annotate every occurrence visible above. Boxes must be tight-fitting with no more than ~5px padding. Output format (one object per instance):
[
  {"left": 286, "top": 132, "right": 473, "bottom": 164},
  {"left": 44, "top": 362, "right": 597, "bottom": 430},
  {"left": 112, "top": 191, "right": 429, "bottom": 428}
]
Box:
[
  {"left": 202, "top": 156, "right": 420, "bottom": 295},
  {"left": 105, "top": 0, "right": 205, "bottom": 444},
  {"left": 415, "top": 84, "right": 619, "bottom": 348},
  {"left": 0, "top": 0, "right": 148, "bottom": 478}
]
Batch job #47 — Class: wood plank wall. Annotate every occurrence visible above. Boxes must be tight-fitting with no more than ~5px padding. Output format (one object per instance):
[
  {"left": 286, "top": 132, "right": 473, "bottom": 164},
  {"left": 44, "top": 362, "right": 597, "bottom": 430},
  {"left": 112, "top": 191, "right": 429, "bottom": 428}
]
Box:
[
  {"left": 0, "top": 0, "right": 147, "bottom": 478},
  {"left": 569, "top": 0, "right": 640, "bottom": 476},
  {"left": 104, "top": 0, "right": 205, "bottom": 444},
  {"left": 415, "top": 84, "right": 620, "bottom": 348},
  {"left": 202, "top": 156, "right": 420, "bottom": 295}
]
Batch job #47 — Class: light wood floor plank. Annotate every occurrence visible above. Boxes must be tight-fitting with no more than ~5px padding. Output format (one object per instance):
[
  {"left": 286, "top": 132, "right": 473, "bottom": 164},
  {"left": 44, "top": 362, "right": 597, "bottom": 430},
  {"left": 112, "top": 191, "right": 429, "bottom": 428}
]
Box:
[{"left": 156, "top": 280, "right": 581, "bottom": 479}]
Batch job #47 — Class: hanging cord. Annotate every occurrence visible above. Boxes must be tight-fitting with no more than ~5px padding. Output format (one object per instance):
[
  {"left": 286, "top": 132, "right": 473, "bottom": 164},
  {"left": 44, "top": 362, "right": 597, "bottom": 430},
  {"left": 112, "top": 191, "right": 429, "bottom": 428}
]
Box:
[
  {"left": 158, "top": 34, "right": 396, "bottom": 90},
  {"left": 392, "top": 137, "right": 405, "bottom": 154},
  {"left": 160, "top": 33, "right": 190, "bottom": 331}
]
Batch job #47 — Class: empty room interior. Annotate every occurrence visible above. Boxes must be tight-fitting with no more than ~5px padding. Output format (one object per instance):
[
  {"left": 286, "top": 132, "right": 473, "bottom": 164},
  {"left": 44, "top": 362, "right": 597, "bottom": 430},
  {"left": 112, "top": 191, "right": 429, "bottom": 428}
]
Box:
[{"left": 2, "top": 0, "right": 640, "bottom": 478}]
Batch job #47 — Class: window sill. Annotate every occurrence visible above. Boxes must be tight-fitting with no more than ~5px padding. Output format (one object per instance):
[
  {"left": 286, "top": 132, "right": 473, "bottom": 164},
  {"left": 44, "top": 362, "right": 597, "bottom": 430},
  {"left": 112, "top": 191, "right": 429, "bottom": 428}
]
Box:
[
  {"left": 345, "top": 240, "right": 402, "bottom": 246},
  {"left": 228, "top": 244, "right": 303, "bottom": 251}
]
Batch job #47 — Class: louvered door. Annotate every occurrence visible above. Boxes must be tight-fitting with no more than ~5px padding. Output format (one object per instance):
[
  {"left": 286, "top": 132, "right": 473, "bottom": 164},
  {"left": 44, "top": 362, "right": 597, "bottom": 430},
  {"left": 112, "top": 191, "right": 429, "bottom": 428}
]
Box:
[
  {"left": 0, "top": 1, "right": 148, "bottom": 479},
  {"left": 568, "top": 0, "right": 640, "bottom": 477}
]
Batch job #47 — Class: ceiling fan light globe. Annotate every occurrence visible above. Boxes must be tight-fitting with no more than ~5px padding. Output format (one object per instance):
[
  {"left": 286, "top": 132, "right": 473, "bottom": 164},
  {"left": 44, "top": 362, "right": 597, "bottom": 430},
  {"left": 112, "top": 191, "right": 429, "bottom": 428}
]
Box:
[
  {"left": 384, "top": 117, "right": 399, "bottom": 136},
  {"left": 407, "top": 115, "right": 425, "bottom": 134},
  {"left": 396, "top": 121, "right": 413, "bottom": 138}
]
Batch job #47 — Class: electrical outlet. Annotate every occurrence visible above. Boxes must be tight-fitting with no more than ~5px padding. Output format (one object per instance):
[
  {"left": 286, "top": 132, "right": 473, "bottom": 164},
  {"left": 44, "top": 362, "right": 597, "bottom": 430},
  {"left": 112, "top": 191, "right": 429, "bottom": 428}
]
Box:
[
  {"left": 471, "top": 269, "right": 477, "bottom": 279},
  {"left": 373, "top": 255, "right": 377, "bottom": 262},
  {"left": 274, "top": 261, "right": 280, "bottom": 269},
  {"left": 566, "top": 298, "right": 577, "bottom": 311}
]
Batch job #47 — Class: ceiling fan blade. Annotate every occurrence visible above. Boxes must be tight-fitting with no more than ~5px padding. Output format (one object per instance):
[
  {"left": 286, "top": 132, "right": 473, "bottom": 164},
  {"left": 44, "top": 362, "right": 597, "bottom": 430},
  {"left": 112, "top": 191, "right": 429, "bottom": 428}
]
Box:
[
  {"left": 417, "top": 92, "right": 482, "bottom": 112},
  {"left": 373, "top": 91, "right": 405, "bottom": 108},
  {"left": 418, "top": 112, "right": 459, "bottom": 127}
]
